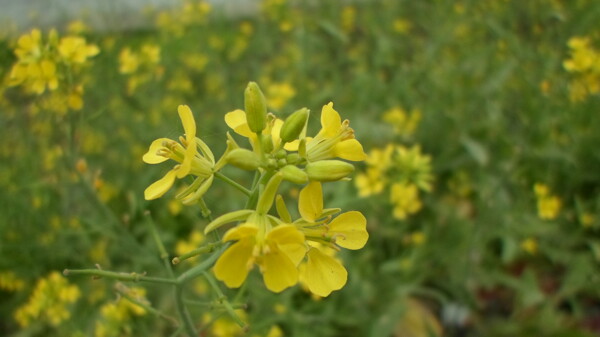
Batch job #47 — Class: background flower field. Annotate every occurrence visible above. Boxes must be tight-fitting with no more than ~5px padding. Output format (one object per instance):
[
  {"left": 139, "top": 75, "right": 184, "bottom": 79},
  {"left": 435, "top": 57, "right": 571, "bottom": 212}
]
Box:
[{"left": 1, "top": 0, "right": 599, "bottom": 336}]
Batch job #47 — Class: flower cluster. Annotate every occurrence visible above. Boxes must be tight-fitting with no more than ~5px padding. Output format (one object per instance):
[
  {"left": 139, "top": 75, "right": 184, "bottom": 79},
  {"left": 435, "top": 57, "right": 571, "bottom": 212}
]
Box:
[
  {"left": 94, "top": 285, "right": 148, "bottom": 337},
  {"left": 356, "top": 144, "right": 433, "bottom": 220},
  {"left": 563, "top": 36, "right": 600, "bottom": 102},
  {"left": 534, "top": 183, "right": 561, "bottom": 220},
  {"left": 143, "top": 82, "right": 368, "bottom": 296},
  {"left": 7, "top": 29, "right": 99, "bottom": 112},
  {"left": 14, "top": 271, "right": 80, "bottom": 327},
  {"left": 118, "top": 44, "right": 162, "bottom": 94}
]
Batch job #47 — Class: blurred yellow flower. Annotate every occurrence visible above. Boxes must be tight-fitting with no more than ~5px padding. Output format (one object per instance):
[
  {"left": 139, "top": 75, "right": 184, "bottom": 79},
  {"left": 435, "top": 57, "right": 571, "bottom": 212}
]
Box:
[
  {"left": 14, "top": 272, "right": 80, "bottom": 327},
  {"left": 521, "top": 238, "right": 538, "bottom": 255},
  {"left": 533, "top": 183, "right": 561, "bottom": 220},
  {"left": 266, "top": 82, "right": 296, "bottom": 110},
  {"left": 390, "top": 182, "right": 422, "bottom": 220}
]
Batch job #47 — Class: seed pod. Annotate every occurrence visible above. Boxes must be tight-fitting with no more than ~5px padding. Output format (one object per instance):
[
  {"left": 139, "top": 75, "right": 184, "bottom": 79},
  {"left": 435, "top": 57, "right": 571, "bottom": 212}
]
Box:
[
  {"left": 244, "top": 82, "right": 267, "bottom": 133},
  {"left": 306, "top": 160, "right": 354, "bottom": 182}
]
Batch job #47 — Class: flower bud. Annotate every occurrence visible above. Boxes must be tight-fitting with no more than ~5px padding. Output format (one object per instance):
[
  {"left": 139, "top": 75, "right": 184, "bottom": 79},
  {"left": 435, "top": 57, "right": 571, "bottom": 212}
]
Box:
[
  {"left": 226, "top": 148, "right": 260, "bottom": 171},
  {"left": 244, "top": 82, "right": 267, "bottom": 133},
  {"left": 280, "top": 108, "right": 309, "bottom": 143},
  {"left": 259, "top": 133, "right": 274, "bottom": 154},
  {"left": 306, "top": 160, "right": 355, "bottom": 182},
  {"left": 280, "top": 165, "right": 308, "bottom": 184},
  {"left": 286, "top": 153, "right": 300, "bottom": 165}
]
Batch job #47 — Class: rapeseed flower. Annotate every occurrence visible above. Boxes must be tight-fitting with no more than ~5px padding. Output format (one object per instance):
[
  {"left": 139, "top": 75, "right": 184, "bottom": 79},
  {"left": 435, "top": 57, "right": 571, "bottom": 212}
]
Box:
[
  {"left": 390, "top": 182, "right": 422, "bottom": 220},
  {"left": 295, "top": 182, "right": 368, "bottom": 296},
  {"left": 533, "top": 183, "right": 561, "bottom": 220},
  {"left": 14, "top": 272, "right": 80, "bottom": 327},
  {"left": 143, "top": 105, "right": 217, "bottom": 203}
]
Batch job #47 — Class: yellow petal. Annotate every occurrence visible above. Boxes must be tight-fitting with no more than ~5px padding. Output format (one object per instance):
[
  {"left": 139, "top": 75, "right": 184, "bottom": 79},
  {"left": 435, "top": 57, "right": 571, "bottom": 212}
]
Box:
[
  {"left": 223, "top": 224, "right": 258, "bottom": 242},
  {"left": 301, "top": 248, "right": 347, "bottom": 297},
  {"left": 176, "top": 138, "right": 197, "bottom": 178},
  {"left": 144, "top": 169, "right": 178, "bottom": 200},
  {"left": 261, "top": 245, "right": 299, "bottom": 293},
  {"left": 329, "top": 211, "right": 368, "bottom": 250},
  {"left": 335, "top": 139, "right": 367, "bottom": 161},
  {"left": 270, "top": 118, "right": 284, "bottom": 148},
  {"left": 225, "top": 109, "right": 253, "bottom": 137},
  {"left": 178, "top": 105, "right": 196, "bottom": 141},
  {"left": 299, "top": 182, "right": 323, "bottom": 222},
  {"left": 142, "top": 138, "right": 171, "bottom": 164},
  {"left": 267, "top": 225, "right": 306, "bottom": 265},
  {"left": 214, "top": 238, "right": 255, "bottom": 288},
  {"left": 318, "top": 102, "right": 341, "bottom": 138}
]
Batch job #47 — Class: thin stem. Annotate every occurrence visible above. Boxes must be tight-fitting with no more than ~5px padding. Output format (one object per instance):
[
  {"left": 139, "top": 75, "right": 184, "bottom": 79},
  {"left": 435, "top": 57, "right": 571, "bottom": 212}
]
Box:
[
  {"left": 203, "top": 271, "right": 247, "bottom": 328},
  {"left": 144, "top": 212, "right": 198, "bottom": 337},
  {"left": 63, "top": 269, "right": 177, "bottom": 285},
  {"left": 177, "top": 246, "right": 226, "bottom": 285},
  {"left": 184, "top": 299, "right": 247, "bottom": 310},
  {"left": 116, "top": 285, "right": 179, "bottom": 327},
  {"left": 215, "top": 172, "right": 251, "bottom": 196},
  {"left": 174, "top": 285, "right": 199, "bottom": 337},
  {"left": 172, "top": 242, "right": 223, "bottom": 265}
]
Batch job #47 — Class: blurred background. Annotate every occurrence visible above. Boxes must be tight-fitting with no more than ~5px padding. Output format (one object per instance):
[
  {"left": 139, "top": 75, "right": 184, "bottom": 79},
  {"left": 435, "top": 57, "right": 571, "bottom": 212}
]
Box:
[{"left": 1, "top": 0, "right": 599, "bottom": 336}]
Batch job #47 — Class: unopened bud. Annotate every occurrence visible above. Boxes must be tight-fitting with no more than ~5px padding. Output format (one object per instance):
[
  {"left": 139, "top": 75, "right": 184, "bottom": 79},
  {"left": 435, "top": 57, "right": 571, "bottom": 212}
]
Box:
[
  {"left": 280, "top": 108, "right": 309, "bottom": 143},
  {"left": 244, "top": 82, "right": 267, "bottom": 133},
  {"left": 306, "top": 160, "right": 355, "bottom": 182},
  {"left": 280, "top": 165, "right": 308, "bottom": 184},
  {"left": 256, "top": 173, "right": 283, "bottom": 214},
  {"left": 286, "top": 153, "right": 300, "bottom": 164},
  {"left": 227, "top": 148, "right": 260, "bottom": 170},
  {"left": 259, "top": 133, "right": 274, "bottom": 154}
]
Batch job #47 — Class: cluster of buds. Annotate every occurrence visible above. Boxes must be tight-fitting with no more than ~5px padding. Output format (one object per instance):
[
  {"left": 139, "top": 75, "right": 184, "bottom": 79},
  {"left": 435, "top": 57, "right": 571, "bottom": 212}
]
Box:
[{"left": 143, "top": 82, "right": 369, "bottom": 296}]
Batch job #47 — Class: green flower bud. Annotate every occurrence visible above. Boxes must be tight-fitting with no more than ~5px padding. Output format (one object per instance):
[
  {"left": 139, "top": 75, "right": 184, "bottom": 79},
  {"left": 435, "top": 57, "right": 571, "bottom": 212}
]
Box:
[
  {"left": 259, "top": 133, "right": 274, "bottom": 154},
  {"left": 226, "top": 148, "right": 260, "bottom": 171},
  {"left": 277, "top": 158, "right": 287, "bottom": 167},
  {"left": 244, "top": 82, "right": 267, "bottom": 133},
  {"left": 280, "top": 165, "right": 309, "bottom": 184},
  {"left": 275, "top": 149, "right": 287, "bottom": 159},
  {"left": 306, "top": 160, "right": 355, "bottom": 182},
  {"left": 280, "top": 108, "right": 309, "bottom": 143},
  {"left": 286, "top": 153, "right": 300, "bottom": 165}
]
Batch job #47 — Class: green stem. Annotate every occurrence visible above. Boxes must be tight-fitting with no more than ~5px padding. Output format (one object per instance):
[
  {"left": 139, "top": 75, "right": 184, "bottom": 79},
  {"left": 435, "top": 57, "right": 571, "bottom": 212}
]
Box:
[
  {"left": 144, "top": 212, "right": 198, "bottom": 337},
  {"left": 116, "top": 285, "right": 179, "bottom": 327},
  {"left": 63, "top": 269, "right": 177, "bottom": 285},
  {"left": 172, "top": 242, "right": 223, "bottom": 265},
  {"left": 215, "top": 172, "right": 251, "bottom": 196},
  {"left": 184, "top": 299, "right": 247, "bottom": 310},
  {"left": 203, "top": 271, "right": 247, "bottom": 328},
  {"left": 177, "top": 246, "right": 227, "bottom": 285}
]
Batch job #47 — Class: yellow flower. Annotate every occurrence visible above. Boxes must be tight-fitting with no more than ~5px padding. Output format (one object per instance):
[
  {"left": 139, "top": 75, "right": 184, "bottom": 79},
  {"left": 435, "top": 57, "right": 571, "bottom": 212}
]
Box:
[
  {"left": 355, "top": 167, "right": 385, "bottom": 197},
  {"left": 295, "top": 182, "right": 368, "bottom": 296},
  {"left": 0, "top": 271, "right": 25, "bottom": 291},
  {"left": 394, "top": 145, "right": 433, "bottom": 192},
  {"left": 521, "top": 238, "right": 538, "bottom": 255},
  {"left": 296, "top": 102, "right": 366, "bottom": 162},
  {"left": 382, "top": 107, "right": 421, "bottom": 137},
  {"left": 214, "top": 223, "right": 305, "bottom": 293},
  {"left": 143, "top": 105, "right": 215, "bottom": 202},
  {"left": 390, "top": 182, "right": 422, "bottom": 220},
  {"left": 266, "top": 82, "right": 296, "bottom": 110},
  {"left": 533, "top": 183, "right": 561, "bottom": 220},
  {"left": 14, "top": 272, "right": 80, "bottom": 327},
  {"left": 118, "top": 47, "right": 139, "bottom": 74},
  {"left": 225, "top": 108, "right": 284, "bottom": 153},
  {"left": 58, "top": 36, "right": 99, "bottom": 64}
]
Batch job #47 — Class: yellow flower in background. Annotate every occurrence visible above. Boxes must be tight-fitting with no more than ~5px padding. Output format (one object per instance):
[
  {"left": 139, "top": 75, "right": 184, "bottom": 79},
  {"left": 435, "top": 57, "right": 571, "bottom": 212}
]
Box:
[
  {"left": 14, "top": 272, "right": 80, "bottom": 327},
  {"left": 533, "top": 183, "right": 561, "bottom": 220},
  {"left": 266, "top": 82, "right": 296, "bottom": 110},
  {"left": 382, "top": 107, "right": 421, "bottom": 137},
  {"left": 94, "top": 286, "right": 148, "bottom": 337},
  {"left": 521, "top": 237, "right": 538, "bottom": 255},
  {"left": 390, "top": 182, "right": 422, "bottom": 220},
  {"left": 143, "top": 105, "right": 216, "bottom": 203},
  {"left": 214, "top": 223, "right": 305, "bottom": 292},
  {"left": 395, "top": 145, "right": 433, "bottom": 192},
  {"left": 58, "top": 36, "right": 99, "bottom": 64},
  {"left": 563, "top": 35, "right": 600, "bottom": 101},
  {"left": 0, "top": 271, "right": 25, "bottom": 292},
  {"left": 118, "top": 47, "right": 140, "bottom": 74},
  {"left": 355, "top": 167, "right": 385, "bottom": 197},
  {"left": 175, "top": 230, "right": 205, "bottom": 259}
]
